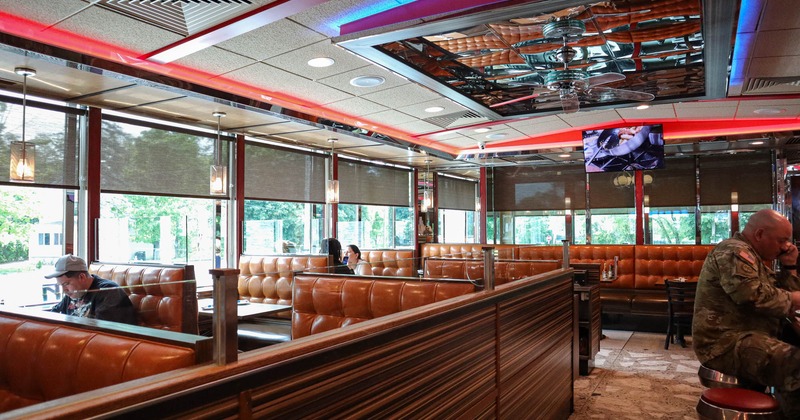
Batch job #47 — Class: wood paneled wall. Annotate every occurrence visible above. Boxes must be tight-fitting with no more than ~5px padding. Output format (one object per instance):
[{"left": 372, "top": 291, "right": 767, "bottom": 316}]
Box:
[{"left": 8, "top": 270, "right": 575, "bottom": 420}]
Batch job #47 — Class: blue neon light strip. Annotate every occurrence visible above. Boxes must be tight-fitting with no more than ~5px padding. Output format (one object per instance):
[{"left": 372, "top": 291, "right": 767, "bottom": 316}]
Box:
[{"left": 325, "top": 0, "right": 416, "bottom": 33}]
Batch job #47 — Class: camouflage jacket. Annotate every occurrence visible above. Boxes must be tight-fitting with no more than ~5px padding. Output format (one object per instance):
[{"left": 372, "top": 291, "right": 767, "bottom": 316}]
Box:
[{"left": 693, "top": 232, "right": 800, "bottom": 363}]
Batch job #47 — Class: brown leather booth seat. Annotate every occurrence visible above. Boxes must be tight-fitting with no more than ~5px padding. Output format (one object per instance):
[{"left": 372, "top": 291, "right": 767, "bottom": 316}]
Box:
[
  {"left": 90, "top": 262, "right": 197, "bottom": 334},
  {"left": 292, "top": 275, "right": 475, "bottom": 339},
  {"left": 424, "top": 258, "right": 560, "bottom": 285},
  {"left": 0, "top": 309, "right": 208, "bottom": 413},
  {"left": 421, "top": 243, "right": 714, "bottom": 318},
  {"left": 421, "top": 244, "right": 517, "bottom": 259},
  {"left": 361, "top": 249, "right": 415, "bottom": 276},
  {"left": 238, "top": 254, "right": 330, "bottom": 306}
]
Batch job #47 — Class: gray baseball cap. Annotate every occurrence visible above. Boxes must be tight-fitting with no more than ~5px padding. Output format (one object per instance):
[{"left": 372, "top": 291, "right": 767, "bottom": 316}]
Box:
[{"left": 44, "top": 255, "right": 88, "bottom": 279}]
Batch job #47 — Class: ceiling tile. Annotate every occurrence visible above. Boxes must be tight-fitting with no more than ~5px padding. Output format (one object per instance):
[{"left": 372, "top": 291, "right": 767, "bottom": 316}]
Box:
[
  {"left": 360, "top": 84, "right": 442, "bottom": 108},
  {"left": 512, "top": 119, "right": 574, "bottom": 136},
  {"left": 759, "top": 0, "right": 800, "bottom": 31},
  {"left": 674, "top": 106, "right": 737, "bottom": 119},
  {"left": 264, "top": 40, "right": 370, "bottom": 80},
  {"left": 735, "top": 102, "right": 800, "bottom": 118},
  {"left": 616, "top": 104, "right": 678, "bottom": 120},
  {"left": 81, "top": 85, "right": 184, "bottom": 109},
  {"left": 317, "top": 64, "right": 406, "bottom": 95},
  {"left": 396, "top": 98, "right": 467, "bottom": 119},
  {"left": 0, "top": 0, "right": 88, "bottom": 26},
  {"left": 248, "top": 121, "right": 311, "bottom": 136},
  {"left": 55, "top": 6, "right": 183, "bottom": 54},
  {"left": 217, "top": 19, "right": 327, "bottom": 61},
  {"left": 225, "top": 62, "right": 353, "bottom": 105},
  {"left": 748, "top": 56, "right": 800, "bottom": 78},
  {"left": 289, "top": 0, "right": 374, "bottom": 38},
  {"left": 753, "top": 29, "right": 800, "bottom": 58},
  {"left": 363, "top": 109, "right": 418, "bottom": 125},
  {"left": 394, "top": 119, "right": 446, "bottom": 135},
  {"left": 559, "top": 109, "right": 622, "bottom": 127},
  {"left": 173, "top": 47, "right": 257, "bottom": 78},
  {"left": 505, "top": 115, "right": 569, "bottom": 130},
  {"left": 325, "top": 96, "right": 389, "bottom": 116}
]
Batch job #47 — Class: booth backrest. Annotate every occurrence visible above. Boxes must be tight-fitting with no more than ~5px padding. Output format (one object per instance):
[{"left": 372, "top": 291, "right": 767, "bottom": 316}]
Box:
[
  {"left": 569, "top": 245, "right": 636, "bottom": 289},
  {"left": 421, "top": 244, "right": 517, "bottom": 259},
  {"left": 0, "top": 309, "right": 208, "bottom": 413},
  {"left": 292, "top": 275, "right": 475, "bottom": 339},
  {"left": 424, "top": 258, "right": 560, "bottom": 285},
  {"left": 634, "top": 245, "right": 714, "bottom": 288},
  {"left": 238, "top": 254, "right": 331, "bottom": 305},
  {"left": 90, "top": 263, "right": 197, "bottom": 334},
  {"left": 361, "top": 249, "right": 416, "bottom": 276}
]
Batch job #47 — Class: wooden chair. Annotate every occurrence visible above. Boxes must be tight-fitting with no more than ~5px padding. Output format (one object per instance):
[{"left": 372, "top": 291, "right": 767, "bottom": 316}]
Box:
[{"left": 664, "top": 279, "right": 696, "bottom": 349}]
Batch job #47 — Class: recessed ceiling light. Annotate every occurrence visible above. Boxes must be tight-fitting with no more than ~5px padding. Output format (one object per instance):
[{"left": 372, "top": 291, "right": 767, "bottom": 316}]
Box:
[
  {"left": 636, "top": 104, "right": 650, "bottom": 110},
  {"left": 750, "top": 140, "right": 765, "bottom": 145},
  {"left": 753, "top": 108, "right": 785, "bottom": 115},
  {"left": 307, "top": 57, "right": 335, "bottom": 68},
  {"left": 474, "top": 127, "right": 490, "bottom": 133},
  {"left": 486, "top": 133, "right": 507, "bottom": 140},
  {"left": 425, "top": 106, "right": 444, "bottom": 113},
  {"left": 349, "top": 75, "right": 385, "bottom": 87},
  {"left": 558, "top": 154, "right": 571, "bottom": 158}
]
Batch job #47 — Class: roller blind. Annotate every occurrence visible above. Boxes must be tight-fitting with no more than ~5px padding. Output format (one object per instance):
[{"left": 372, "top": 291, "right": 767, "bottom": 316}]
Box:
[
  {"left": 244, "top": 142, "right": 326, "bottom": 202},
  {"left": 588, "top": 171, "right": 635, "bottom": 209},
  {"left": 488, "top": 165, "right": 586, "bottom": 211},
  {"left": 0, "top": 99, "right": 81, "bottom": 187},
  {"left": 438, "top": 176, "right": 477, "bottom": 211},
  {"left": 339, "top": 160, "right": 411, "bottom": 207},
  {"left": 699, "top": 152, "right": 772, "bottom": 205},
  {"left": 101, "top": 119, "right": 230, "bottom": 198},
  {"left": 643, "top": 157, "right": 696, "bottom": 207}
]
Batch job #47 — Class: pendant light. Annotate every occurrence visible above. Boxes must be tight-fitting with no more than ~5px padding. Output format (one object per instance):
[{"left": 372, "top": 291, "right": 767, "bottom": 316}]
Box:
[
  {"left": 422, "top": 158, "right": 433, "bottom": 211},
  {"left": 326, "top": 138, "right": 339, "bottom": 204},
  {"left": 10, "top": 67, "right": 36, "bottom": 183},
  {"left": 209, "top": 111, "right": 227, "bottom": 196}
]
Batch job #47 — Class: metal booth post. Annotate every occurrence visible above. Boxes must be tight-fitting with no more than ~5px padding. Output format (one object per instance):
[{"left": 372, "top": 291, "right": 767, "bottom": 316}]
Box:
[
  {"left": 482, "top": 246, "right": 495, "bottom": 291},
  {"left": 210, "top": 268, "right": 239, "bottom": 365}
]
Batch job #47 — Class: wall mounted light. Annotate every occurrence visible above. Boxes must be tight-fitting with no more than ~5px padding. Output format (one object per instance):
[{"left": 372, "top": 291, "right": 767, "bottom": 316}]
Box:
[
  {"left": 326, "top": 138, "right": 339, "bottom": 204},
  {"left": 209, "top": 111, "right": 227, "bottom": 196},
  {"left": 10, "top": 67, "right": 36, "bottom": 183},
  {"left": 564, "top": 197, "right": 572, "bottom": 216},
  {"left": 422, "top": 159, "right": 434, "bottom": 211},
  {"left": 730, "top": 191, "right": 738, "bottom": 212}
]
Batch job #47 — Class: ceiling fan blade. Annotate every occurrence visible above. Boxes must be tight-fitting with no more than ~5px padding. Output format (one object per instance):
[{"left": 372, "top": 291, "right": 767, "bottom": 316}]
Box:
[
  {"left": 560, "top": 92, "right": 580, "bottom": 113},
  {"left": 587, "top": 72, "right": 626, "bottom": 87},
  {"left": 489, "top": 92, "right": 540, "bottom": 108},
  {"left": 585, "top": 86, "right": 654, "bottom": 102}
]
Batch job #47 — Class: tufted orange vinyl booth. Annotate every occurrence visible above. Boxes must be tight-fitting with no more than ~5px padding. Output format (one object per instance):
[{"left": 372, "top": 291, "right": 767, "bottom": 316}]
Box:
[
  {"left": 0, "top": 310, "right": 204, "bottom": 413},
  {"left": 292, "top": 275, "right": 475, "bottom": 339},
  {"left": 424, "top": 258, "right": 560, "bottom": 285},
  {"left": 360, "top": 249, "right": 416, "bottom": 276},
  {"left": 90, "top": 263, "right": 197, "bottom": 334},
  {"left": 421, "top": 244, "right": 517, "bottom": 259},
  {"left": 238, "top": 254, "right": 330, "bottom": 306},
  {"left": 630, "top": 245, "right": 714, "bottom": 315}
]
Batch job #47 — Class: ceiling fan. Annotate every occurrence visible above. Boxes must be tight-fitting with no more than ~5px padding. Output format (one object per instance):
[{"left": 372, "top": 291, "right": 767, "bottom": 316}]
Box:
[{"left": 489, "top": 19, "right": 655, "bottom": 113}]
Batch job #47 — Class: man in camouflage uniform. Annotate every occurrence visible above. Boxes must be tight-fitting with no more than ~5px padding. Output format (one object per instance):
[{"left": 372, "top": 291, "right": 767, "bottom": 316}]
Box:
[{"left": 694, "top": 209, "right": 800, "bottom": 416}]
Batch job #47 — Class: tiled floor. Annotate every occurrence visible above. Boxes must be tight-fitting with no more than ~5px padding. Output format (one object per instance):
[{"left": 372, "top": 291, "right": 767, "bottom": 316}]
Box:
[{"left": 570, "top": 330, "right": 703, "bottom": 419}]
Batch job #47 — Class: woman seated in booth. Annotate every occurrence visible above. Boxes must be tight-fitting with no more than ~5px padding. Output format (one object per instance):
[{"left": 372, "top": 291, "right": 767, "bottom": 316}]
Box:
[
  {"left": 345, "top": 244, "right": 372, "bottom": 275},
  {"left": 320, "top": 238, "right": 352, "bottom": 274}
]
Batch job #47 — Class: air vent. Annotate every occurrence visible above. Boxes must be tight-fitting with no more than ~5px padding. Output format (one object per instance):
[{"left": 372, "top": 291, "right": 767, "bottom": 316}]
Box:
[
  {"left": 424, "top": 110, "right": 488, "bottom": 128},
  {"left": 96, "top": 0, "right": 252, "bottom": 36},
  {"left": 743, "top": 77, "right": 800, "bottom": 95},
  {"left": 785, "top": 150, "right": 800, "bottom": 165}
]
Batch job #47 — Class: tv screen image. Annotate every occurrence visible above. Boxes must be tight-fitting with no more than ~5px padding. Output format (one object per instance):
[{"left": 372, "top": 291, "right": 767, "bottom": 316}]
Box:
[{"left": 582, "top": 124, "right": 664, "bottom": 173}]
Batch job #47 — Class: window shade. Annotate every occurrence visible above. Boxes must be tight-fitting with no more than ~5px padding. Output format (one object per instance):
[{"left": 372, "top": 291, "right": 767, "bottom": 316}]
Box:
[
  {"left": 437, "top": 176, "right": 477, "bottom": 211},
  {"left": 488, "top": 165, "right": 586, "bottom": 211},
  {"left": 588, "top": 171, "right": 635, "bottom": 209},
  {"left": 699, "top": 152, "right": 772, "bottom": 205},
  {"left": 0, "top": 101, "right": 81, "bottom": 187},
  {"left": 101, "top": 120, "right": 230, "bottom": 198},
  {"left": 643, "top": 157, "right": 696, "bottom": 207},
  {"left": 339, "top": 160, "right": 411, "bottom": 207},
  {"left": 244, "top": 142, "right": 325, "bottom": 202}
]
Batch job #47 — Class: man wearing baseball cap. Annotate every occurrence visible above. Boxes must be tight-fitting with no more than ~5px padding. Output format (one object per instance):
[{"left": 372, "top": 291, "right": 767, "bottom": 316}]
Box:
[{"left": 45, "top": 255, "right": 137, "bottom": 324}]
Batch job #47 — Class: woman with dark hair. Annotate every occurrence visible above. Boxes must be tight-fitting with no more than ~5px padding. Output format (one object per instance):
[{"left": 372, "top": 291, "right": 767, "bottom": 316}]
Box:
[
  {"left": 345, "top": 244, "right": 372, "bottom": 275},
  {"left": 320, "top": 238, "right": 352, "bottom": 274}
]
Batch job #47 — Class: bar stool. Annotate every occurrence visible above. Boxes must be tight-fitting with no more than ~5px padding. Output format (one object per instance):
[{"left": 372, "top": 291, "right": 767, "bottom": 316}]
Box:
[
  {"left": 696, "top": 388, "right": 781, "bottom": 419},
  {"left": 698, "top": 364, "right": 740, "bottom": 388}
]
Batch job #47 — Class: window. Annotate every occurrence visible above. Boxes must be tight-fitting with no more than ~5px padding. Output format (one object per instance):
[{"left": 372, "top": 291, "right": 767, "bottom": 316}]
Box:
[
  {"left": 338, "top": 204, "right": 413, "bottom": 249},
  {"left": 243, "top": 200, "right": 323, "bottom": 254},
  {"left": 648, "top": 208, "right": 695, "bottom": 244},
  {"left": 511, "top": 210, "right": 565, "bottom": 245}
]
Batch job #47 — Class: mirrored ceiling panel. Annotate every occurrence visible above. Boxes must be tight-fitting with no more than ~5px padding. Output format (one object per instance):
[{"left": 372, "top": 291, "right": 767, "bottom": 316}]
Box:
[{"left": 360, "top": 0, "right": 706, "bottom": 118}]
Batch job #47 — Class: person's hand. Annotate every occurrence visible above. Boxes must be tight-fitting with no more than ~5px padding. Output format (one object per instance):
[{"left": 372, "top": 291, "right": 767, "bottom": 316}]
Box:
[{"left": 780, "top": 242, "right": 799, "bottom": 267}]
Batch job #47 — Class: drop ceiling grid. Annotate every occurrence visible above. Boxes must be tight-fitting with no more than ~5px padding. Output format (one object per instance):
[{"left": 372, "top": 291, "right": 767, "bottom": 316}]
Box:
[
  {"left": 215, "top": 18, "right": 327, "bottom": 61},
  {"left": 615, "top": 104, "right": 679, "bottom": 120},
  {"left": 54, "top": 6, "right": 183, "bottom": 55},
  {"left": 674, "top": 105, "right": 738, "bottom": 119},
  {"left": 363, "top": 109, "right": 419, "bottom": 125},
  {"left": 759, "top": 0, "right": 800, "bottom": 31},
  {"left": 82, "top": 85, "right": 184, "bottom": 109},
  {"left": 0, "top": 0, "right": 88, "bottom": 27},
  {"left": 224, "top": 62, "right": 353, "bottom": 105},
  {"left": 359, "top": 84, "right": 443, "bottom": 109},
  {"left": 324, "top": 96, "right": 389, "bottom": 116},
  {"left": 396, "top": 98, "right": 467, "bottom": 119},
  {"left": 558, "top": 109, "right": 623, "bottom": 127},
  {"left": 172, "top": 46, "right": 259, "bottom": 79},
  {"left": 317, "top": 64, "right": 408, "bottom": 95},
  {"left": 263, "top": 39, "right": 371, "bottom": 80}
]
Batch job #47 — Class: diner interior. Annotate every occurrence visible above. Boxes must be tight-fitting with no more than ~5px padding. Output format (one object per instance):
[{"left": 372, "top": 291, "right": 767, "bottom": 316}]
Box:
[{"left": 0, "top": 0, "right": 798, "bottom": 418}]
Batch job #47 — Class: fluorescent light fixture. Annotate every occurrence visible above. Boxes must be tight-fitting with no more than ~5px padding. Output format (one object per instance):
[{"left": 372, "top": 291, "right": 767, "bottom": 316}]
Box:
[
  {"left": 558, "top": 154, "right": 571, "bottom": 158},
  {"left": 636, "top": 104, "right": 650, "bottom": 110},
  {"left": 474, "top": 127, "right": 490, "bottom": 133},
  {"left": 486, "top": 133, "right": 507, "bottom": 140},
  {"left": 753, "top": 108, "right": 785, "bottom": 115},
  {"left": 425, "top": 106, "right": 444, "bottom": 113}
]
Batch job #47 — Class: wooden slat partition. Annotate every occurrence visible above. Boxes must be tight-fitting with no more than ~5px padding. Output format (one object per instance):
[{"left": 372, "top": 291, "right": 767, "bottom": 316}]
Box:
[{"left": 7, "top": 269, "right": 575, "bottom": 420}]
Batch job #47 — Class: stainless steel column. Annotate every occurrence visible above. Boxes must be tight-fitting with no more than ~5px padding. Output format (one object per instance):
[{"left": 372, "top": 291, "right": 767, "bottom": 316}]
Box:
[
  {"left": 210, "top": 267, "right": 239, "bottom": 365},
  {"left": 562, "top": 239, "right": 571, "bottom": 269}
]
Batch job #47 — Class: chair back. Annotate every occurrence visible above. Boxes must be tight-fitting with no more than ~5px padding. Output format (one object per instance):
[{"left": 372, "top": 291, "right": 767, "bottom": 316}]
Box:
[{"left": 665, "top": 279, "right": 697, "bottom": 317}]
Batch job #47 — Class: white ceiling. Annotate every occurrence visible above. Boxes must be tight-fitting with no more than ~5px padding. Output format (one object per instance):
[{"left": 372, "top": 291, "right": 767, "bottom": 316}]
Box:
[{"left": 0, "top": 0, "right": 796, "bottom": 178}]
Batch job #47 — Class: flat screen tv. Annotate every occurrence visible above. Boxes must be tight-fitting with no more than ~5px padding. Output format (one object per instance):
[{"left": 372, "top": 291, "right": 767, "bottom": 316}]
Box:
[{"left": 582, "top": 124, "right": 664, "bottom": 173}]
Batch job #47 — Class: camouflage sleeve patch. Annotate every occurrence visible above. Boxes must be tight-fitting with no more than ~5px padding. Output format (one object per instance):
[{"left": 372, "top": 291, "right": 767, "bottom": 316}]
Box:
[{"left": 734, "top": 249, "right": 759, "bottom": 277}]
